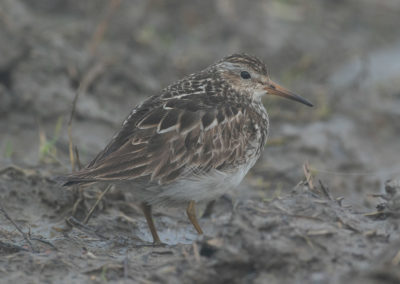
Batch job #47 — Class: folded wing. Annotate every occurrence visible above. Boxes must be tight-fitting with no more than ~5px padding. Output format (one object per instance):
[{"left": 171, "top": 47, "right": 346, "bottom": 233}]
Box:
[{"left": 62, "top": 96, "right": 252, "bottom": 186}]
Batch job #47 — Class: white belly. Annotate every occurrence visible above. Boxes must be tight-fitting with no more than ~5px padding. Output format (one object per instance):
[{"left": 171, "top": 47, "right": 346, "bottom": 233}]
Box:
[{"left": 140, "top": 155, "right": 259, "bottom": 207}]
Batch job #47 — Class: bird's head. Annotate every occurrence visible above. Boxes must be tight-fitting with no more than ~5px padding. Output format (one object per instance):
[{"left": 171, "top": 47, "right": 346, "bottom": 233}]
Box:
[{"left": 214, "top": 53, "right": 313, "bottom": 107}]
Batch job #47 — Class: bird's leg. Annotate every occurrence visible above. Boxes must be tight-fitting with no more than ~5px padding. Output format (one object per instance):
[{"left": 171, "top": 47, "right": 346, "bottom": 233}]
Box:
[
  {"left": 186, "top": 200, "right": 203, "bottom": 235},
  {"left": 140, "top": 202, "right": 162, "bottom": 245}
]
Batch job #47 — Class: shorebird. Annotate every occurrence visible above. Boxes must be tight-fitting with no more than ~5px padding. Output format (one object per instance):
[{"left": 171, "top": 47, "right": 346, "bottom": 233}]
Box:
[{"left": 60, "top": 53, "right": 313, "bottom": 244}]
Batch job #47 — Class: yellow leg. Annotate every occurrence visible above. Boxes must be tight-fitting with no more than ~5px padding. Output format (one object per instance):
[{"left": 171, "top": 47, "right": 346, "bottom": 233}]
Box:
[
  {"left": 186, "top": 200, "right": 203, "bottom": 235},
  {"left": 140, "top": 203, "right": 162, "bottom": 244}
]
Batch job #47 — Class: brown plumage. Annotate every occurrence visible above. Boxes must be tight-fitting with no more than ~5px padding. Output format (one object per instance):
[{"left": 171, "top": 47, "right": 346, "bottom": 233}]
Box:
[{"left": 60, "top": 53, "right": 313, "bottom": 244}]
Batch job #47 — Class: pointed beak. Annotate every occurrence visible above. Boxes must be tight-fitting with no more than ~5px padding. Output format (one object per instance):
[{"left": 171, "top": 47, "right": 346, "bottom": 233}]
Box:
[{"left": 264, "top": 80, "right": 313, "bottom": 107}]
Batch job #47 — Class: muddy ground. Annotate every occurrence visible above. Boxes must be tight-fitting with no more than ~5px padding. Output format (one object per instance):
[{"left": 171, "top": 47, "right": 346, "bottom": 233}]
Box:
[{"left": 1, "top": 0, "right": 400, "bottom": 283}]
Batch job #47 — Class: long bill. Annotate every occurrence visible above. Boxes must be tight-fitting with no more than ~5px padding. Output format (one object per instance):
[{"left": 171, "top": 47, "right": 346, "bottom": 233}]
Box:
[{"left": 264, "top": 80, "right": 313, "bottom": 107}]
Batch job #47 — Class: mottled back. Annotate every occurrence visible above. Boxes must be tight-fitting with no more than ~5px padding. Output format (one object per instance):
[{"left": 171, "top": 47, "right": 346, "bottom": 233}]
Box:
[{"left": 63, "top": 53, "right": 269, "bottom": 186}]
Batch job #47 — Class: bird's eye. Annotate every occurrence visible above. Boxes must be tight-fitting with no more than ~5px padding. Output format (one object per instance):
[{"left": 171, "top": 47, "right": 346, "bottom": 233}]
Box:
[{"left": 240, "top": 71, "right": 251, "bottom": 79}]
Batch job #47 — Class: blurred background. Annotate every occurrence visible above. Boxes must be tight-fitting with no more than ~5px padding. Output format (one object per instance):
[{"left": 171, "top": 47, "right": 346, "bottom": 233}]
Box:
[{"left": 1, "top": 0, "right": 400, "bottom": 205}]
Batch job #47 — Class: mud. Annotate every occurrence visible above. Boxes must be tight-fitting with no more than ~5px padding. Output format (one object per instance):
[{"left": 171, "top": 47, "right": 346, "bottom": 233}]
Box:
[{"left": 1, "top": 0, "right": 400, "bottom": 283}]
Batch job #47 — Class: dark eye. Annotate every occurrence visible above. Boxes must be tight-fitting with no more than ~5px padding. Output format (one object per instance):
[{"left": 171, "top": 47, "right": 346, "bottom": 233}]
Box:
[{"left": 240, "top": 71, "right": 251, "bottom": 79}]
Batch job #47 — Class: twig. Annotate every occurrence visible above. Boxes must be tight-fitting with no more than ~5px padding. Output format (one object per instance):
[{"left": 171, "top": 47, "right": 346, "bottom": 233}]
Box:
[
  {"left": 363, "top": 211, "right": 385, "bottom": 217},
  {"left": 71, "top": 187, "right": 84, "bottom": 216},
  {"left": 192, "top": 242, "right": 201, "bottom": 262},
  {"left": 66, "top": 216, "right": 107, "bottom": 240},
  {"left": 303, "top": 161, "right": 315, "bottom": 190},
  {"left": 68, "top": 62, "right": 106, "bottom": 172},
  {"left": 294, "top": 228, "right": 314, "bottom": 249},
  {"left": 89, "top": 0, "right": 121, "bottom": 55},
  {"left": 318, "top": 179, "right": 332, "bottom": 200},
  {"left": 74, "top": 146, "right": 82, "bottom": 170},
  {"left": 0, "top": 202, "right": 35, "bottom": 252},
  {"left": 83, "top": 185, "right": 112, "bottom": 224},
  {"left": 30, "top": 237, "right": 58, "bottom": 251},
  {"left": 336, "top": 196, "right": 344, "bottom": 207}
]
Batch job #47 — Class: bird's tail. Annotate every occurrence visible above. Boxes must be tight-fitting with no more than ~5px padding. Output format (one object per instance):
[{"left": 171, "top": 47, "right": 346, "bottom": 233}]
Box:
[{"left": 54, "top": 174, "right": 97, "bottom": 187}]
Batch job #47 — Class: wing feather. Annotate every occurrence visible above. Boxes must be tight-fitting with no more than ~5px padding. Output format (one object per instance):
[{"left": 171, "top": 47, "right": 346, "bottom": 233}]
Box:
[{"left": 65, "top": 96, "right": 258, "bottom": 186}]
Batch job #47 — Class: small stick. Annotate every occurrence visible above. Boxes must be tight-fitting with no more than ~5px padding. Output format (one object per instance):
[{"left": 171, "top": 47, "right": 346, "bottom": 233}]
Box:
[
  {"left": 0, "top": 202, "right": 35, "bottom": 252},
  {"left": 303, "top": 161, "right": 315, "bottom": 190},
  {"left": 83, "top": 185, "right": 112, "bottom": 224},
  {"left": 74, "top": 146, "right": 82, "bottom": 170},
  {"left": 29, "top": 237, "right": 58, "bottom": 251},
  {"left": 68, "top": 62, "right": 106, "bottom": 172},
  {"left": 71, "top": 186, "right": 84, "bottom": 216},
  {"left": 89, "top": 0, "right": 121, "bottom": 55},
  {"left": 66, "top": 216, "right": 107, "bottom": 240},
  {"left": 318, "top": 179, "right": 332, "bottom": 200},
  {"left": 192, "top": 242, "right": 201, "bottom": 262},
  {"left": 67, "top": 125, "right": 75, "bottom": 172}
]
